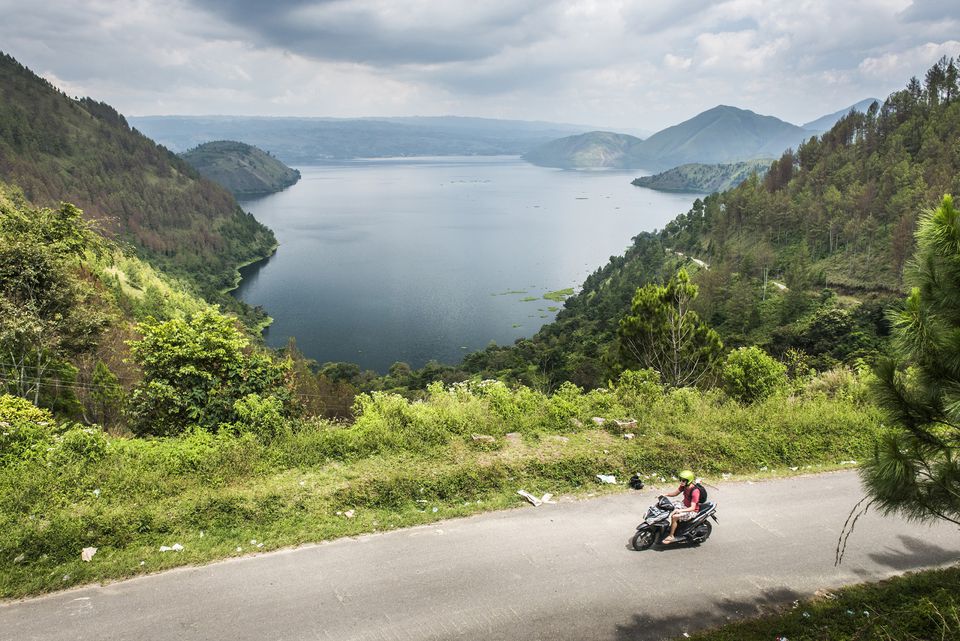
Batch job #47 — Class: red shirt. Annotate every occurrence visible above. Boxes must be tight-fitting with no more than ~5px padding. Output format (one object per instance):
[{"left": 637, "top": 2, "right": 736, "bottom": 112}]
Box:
[{"left": 680, "top": 483, "right": 701, "bottom": 512}]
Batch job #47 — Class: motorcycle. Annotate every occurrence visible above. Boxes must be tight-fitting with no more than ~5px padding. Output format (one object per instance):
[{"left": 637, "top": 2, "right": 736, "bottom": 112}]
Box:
[{"left": 631, "top": 495, "right": 718, "bottom": 550}]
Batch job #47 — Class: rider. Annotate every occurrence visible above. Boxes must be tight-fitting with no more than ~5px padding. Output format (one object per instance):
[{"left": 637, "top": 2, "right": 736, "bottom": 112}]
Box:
[{"left": 661, "top": 469, "right": 700, "bottom": 544}]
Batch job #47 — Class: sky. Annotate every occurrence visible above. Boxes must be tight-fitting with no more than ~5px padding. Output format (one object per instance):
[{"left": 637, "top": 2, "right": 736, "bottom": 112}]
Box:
[{"left": 2, "top": 0, "right": 959, "bottom": 132}]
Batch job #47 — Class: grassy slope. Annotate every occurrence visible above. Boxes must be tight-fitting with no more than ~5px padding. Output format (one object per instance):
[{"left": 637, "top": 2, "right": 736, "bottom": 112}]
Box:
[
  {"left": 1, "top": 379, "right": 882, "bottom": 598},
  {"left": 681, "top": 565, "right": 960, "bottom": 641}
]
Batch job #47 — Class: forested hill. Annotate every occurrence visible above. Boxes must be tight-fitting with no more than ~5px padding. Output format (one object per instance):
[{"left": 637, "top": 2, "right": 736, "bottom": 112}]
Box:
[
  {"left": 521, "top": 131, "right": 642, "bottom": 169},
  {"left": 631, "top": 159, "right": 772, "bottom": 193},
  {"left": 459, "top": 57, "right": 960, "bottom": 390},
  {"left": 0, "top": 53, "right": 276, "bottom": 295},
  {"left": 181, "top": 141, "right": 301, "bottom": 197}
]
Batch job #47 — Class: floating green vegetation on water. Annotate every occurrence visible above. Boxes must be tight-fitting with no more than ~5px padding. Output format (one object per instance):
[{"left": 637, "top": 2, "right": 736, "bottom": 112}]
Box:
[
  {"left": 512, "top": 323, "right": 521, "bottom": 328},
  {"left": 493, "top": 290, "right": 528, "bottom": 296},
  {"left": 543, "top": 288, "right": 574, "bottom": 302},
  {"left": 547, "top": 306, "right": 559, "bottom": 312},
  {"left": 520, "top": 296, "right": 538, "bottom": 302}
]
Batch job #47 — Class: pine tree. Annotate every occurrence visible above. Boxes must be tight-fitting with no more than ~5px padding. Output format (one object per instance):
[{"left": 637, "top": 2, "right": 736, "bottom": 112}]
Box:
[{"left": 864, "top": 194, "right": 960, "bottom": 526}]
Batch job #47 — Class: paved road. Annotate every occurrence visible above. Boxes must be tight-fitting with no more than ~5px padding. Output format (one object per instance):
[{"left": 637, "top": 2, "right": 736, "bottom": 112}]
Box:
[{"left": 2, "top": 471, "right": 959, "bottom": 641}]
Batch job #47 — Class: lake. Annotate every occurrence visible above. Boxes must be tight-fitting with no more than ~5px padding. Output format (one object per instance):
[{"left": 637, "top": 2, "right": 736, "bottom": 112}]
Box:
[{"left": 234, "top": 157, "right": 696, "bottom": 372}]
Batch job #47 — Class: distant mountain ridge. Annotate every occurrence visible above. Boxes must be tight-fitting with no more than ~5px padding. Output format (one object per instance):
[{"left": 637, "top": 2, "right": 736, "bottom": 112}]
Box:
[
  {"left": 802, "top": 98, "right": 880, "bottom": 132},
  {"left": 524, "top": 100, "right": 878, "bottom": 171},
  {"left": 130, "top": 115, "right": 596, "bottom": 164},
  {"left": 181, "top": 140, "right": 301, "bottom": 197}
]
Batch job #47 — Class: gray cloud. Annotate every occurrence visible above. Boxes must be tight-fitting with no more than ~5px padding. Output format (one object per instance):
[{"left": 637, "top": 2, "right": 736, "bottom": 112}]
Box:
[
  {"left": 189, "top": 0, "right": 559, "bottom": 65},
  {"left": 899, "top": 0, "right": 960, "bottom": 23},
  {"left": 2, "top": 0, "right": 958, "bottom": 131}
]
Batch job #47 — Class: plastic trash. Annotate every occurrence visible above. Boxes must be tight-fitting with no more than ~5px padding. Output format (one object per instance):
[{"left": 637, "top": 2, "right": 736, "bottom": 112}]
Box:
[
  {"left": 622, "top": 433, "right": 635, "bottom": 439},
  {"left": 344, "top": 510, "right": 356, "bottom": 518},
  {"left": 159, "top": 544, "right": 184, "bottom": 552},
  {"left": 81, "top": 547, "right": 97, "bottom": 562},
  {"left": 517, "top": 490, "right": 542, "bottom": 506},
  {"left": 596, "top": 474, "right": 617, "bottom": 484}
]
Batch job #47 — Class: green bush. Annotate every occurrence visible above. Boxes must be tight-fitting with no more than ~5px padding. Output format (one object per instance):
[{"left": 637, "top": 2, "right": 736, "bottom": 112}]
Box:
[
  {"left": 722, "top": 346, "right": 787, "bottom": 404},
  {"left": 226, "top": 394, "right": 288, "bottom": 441},
  {"left": 0, "top": 394, "right": 57, "bottom": 465}
]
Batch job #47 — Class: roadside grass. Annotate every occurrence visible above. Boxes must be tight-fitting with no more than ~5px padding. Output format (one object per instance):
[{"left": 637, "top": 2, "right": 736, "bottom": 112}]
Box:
[
  {"left": 1, "top": 375, "right": 884, "bottom": 599},
  {"left": 680, "top": 565, "right": 960, "bottom": 641}
]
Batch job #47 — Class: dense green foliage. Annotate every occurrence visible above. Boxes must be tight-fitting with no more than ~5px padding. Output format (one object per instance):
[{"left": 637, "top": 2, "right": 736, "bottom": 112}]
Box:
[
  {"left": 0, "top": 53, "right": 276, "bottom": 297},
  {"left": 722, "top": 346, "right": 787, "bottom": 404},
  {"left": 863, "top": 194, "right": 960, "bottom": 526},
  {"left": 1, "top": 370, "right": 882, "bottom": 597},
  {"left": 128, "top": 309, "right": 293, "bottom": 437},
  {"left": 0, "top": 187, "right": 107, "bottom": 410},
  {"left": 181, "top": 140, "right": 300, "bottom": 197},
  {"left": 682, "top": 565, "right": 960, "bottom": 641},
  {"left": 632, "top": 159, "right": 772, "bottom": 193}
]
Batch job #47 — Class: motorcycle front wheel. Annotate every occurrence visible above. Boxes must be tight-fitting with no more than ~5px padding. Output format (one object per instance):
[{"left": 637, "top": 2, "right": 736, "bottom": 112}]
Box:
[{"left": 631, "top": 527, "right": 656, "bottom": 551}]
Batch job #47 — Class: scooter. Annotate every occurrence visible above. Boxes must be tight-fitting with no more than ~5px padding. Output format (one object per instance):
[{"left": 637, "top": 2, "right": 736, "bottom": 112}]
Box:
[{"left": 631, "top": 495, "right": 718, "bottom": 550}]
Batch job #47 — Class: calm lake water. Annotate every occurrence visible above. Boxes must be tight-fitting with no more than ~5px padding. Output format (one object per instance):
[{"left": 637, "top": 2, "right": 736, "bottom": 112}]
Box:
[{"left": 234, "top": 157, "right": 696, "bottom": 372}]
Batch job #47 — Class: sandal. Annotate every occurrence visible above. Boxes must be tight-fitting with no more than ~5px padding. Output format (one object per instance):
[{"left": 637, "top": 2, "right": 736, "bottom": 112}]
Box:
[{"left": 661, "top": 536, "right": 676, "bottom": 544}]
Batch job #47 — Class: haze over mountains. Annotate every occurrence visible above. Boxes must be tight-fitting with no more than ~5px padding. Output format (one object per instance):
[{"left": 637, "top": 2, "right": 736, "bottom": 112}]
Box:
[
  {"left": 133, "top": 99, "right": 876, "bottom": 174},
  {"left": 524, "top": 100, "right": 879, "bottom": 170},
  {"left": 130, "top": 116, "right": 596, "bottom": 164}
]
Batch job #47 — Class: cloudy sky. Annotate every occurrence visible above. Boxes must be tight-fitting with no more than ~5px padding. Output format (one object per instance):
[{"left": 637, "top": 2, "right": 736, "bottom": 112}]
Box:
[{"left": 3, "top": 0, "right": 958, "bottom": 131}]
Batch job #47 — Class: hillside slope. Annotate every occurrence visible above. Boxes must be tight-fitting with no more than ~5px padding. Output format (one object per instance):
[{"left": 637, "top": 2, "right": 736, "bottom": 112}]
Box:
[
  {"left": 0, "top": 53, "right": 276, "bottom": 294},
  {"left": 521, "top": 131, "right": 642, "bottom": 169},
  {"left": 628, "top": 105, "right": 811, "bottom": 170},
  {"left": 181, "top": 141, "right": 300, "bottom": 197}
]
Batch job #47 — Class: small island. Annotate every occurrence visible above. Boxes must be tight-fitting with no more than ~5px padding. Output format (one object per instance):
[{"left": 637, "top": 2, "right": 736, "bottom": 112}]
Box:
[
  {"left": 632, "top": 159, "right": 771, "bottom": 193},
  {"left": 181, "top": 140, "right": 300, "bottom": 197}
]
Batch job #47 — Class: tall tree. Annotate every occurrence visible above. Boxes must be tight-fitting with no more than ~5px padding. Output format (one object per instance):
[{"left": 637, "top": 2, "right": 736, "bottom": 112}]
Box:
[
  {"left": 617, "top": 268, "right": 723, "bottom": 387},
  {"left": 864, "top": 194, "right": 960, "bottom": 526}
]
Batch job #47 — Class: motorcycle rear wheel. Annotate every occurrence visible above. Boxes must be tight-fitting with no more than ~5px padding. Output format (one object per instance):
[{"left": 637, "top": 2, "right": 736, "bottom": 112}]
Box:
[
  {"left": 689, "top": 520, "right": 712, "bottom": 544},
  {"left": 631, "top": 528, "right": 656, "bottom": 551}
]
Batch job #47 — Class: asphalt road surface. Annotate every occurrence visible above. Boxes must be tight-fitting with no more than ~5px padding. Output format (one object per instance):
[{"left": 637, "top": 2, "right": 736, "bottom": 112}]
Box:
[{"left": 2, "top": 471, "right": 959, "bottom": 641}]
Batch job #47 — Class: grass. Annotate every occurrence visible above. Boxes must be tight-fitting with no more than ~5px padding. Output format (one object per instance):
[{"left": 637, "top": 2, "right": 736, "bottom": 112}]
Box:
[
  {"left": 1, "top": 375, "right": 885, "bottom": 599},
  {"left": 680, "top": 565, "right": 960, "bottom": 641},
  {"left": 543, "top": 288, "right": 575, "bottom": 302}
]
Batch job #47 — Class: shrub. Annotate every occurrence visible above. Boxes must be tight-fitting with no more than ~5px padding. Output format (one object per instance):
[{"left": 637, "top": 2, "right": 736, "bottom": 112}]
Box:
[
  {"left": 226, "top": 394, "right": 288, "bottom": 441},
  {"left": 722, "top": 346, "right": 787, "bottom": 404},
  {"left": 0, "top": 394, "right": 56, "bottom": 465}
]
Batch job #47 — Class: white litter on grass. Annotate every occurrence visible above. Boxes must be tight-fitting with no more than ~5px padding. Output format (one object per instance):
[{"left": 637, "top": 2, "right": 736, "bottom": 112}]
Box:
[
  {"left": 432, "top": 507, "right": 439, "bottom": 513},
  {"left": 591, "top": 417, "right": 606, "bottom": 426},
  {"left": 596, "top": 474, "right": 617, "bottom": 484},
  {"left": 199, "top": 531, "right": 204, "bottom": 538},
  {"left": 236, "top": 547, "right": 242, "bottom": 552},
  {"left": 250, "top": 539, "right": 257, "bottom": 545},
  {"left": 159, "top": 544, "right": 183, "bottom": 552},
  {"left": 760, "top": 466, "right": 768, "bottom": 471},
  {"left": 517, "top": 490, "right": 543, "bottom": 507},
  {"left": 92, "top": 488, "right": 101, "bottom": 498},
  {"left": 257, "top": 543, "right": 264, "bottom": 549},
  {"left": 541, "top": 493, "right": 555, "bottom": 504},
  {"left": 789, "top": 466, "right": 799, "bottom": 471},
  {"left": 840, "top": 460, "right": 858, "bottom": 465},
  {"left": 139, "top": 561, "right": 145, "bottom": 566},
  {"left": 344, "top": 510, "right": 356, "bottom": 519},
  {"left": 623, "top": 433, "right": 635, "bottom": 440},
  {"left": 722, "top": 473, "right": 732, "bottom": 479},
  {"left": 81, "top": 547, "right": 97, "bottom": 562}
]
